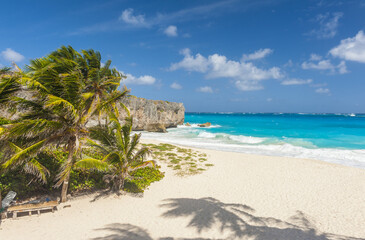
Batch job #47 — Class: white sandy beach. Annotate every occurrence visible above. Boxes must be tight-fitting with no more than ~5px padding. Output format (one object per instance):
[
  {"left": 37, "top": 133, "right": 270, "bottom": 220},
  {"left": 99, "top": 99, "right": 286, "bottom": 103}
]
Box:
[{"left": 1, "top": 139, "right": 364, "bottom": 240}]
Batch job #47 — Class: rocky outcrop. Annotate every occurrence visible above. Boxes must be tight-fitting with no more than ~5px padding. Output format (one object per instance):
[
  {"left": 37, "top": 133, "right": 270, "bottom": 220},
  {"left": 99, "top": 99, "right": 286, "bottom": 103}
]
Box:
[
  {"left": 145, "top": 123, "right": 167, "bottom": 133},
  {"left": 198, "top": 122, "right": 211, "bottom": 127},
  {"left": 120, "top": 96, "right": 185, "bottom": 131}
]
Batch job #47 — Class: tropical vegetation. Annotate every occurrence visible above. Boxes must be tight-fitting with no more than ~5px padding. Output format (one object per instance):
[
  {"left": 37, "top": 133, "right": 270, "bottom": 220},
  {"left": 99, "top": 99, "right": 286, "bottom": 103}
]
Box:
[
  {"left": 75, "top": 114, "right": 156, "bottom": 192},
  {"left": 0, "top": 46, "right": 163, "bottom": 202}
]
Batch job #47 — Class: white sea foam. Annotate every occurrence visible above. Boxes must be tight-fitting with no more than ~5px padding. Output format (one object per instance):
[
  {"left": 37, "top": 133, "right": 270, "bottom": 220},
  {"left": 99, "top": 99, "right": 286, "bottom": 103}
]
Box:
[
  {"left": 198, "top": 131, "right": 216, "bottom": 138},
  {"left": 228, "top": 135, "right": 265, "bottom": 144},
  {"left": 177, "top": 123, "right": 222, "bottom": 128},
  {"left": 195, "top": 131, "right": 266, "bottom": 144},
  {"left": 141, "top": 129, "right": 365, "bottom": 169}
]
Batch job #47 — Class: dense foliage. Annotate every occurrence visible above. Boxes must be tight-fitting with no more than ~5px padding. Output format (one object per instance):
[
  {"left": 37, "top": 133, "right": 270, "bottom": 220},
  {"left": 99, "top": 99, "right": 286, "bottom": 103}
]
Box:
[
  {"left": 75, "top": 114, "right": 156, "bottom": 192},
  {"left": 124, "top": 167, "right": 164, "bottom": 193},
  {"left": 0, "top": 46, "right": 164, "bottom": 201},
  {"left": 0, "top": 148, "right": 163, "bottom": 200}
]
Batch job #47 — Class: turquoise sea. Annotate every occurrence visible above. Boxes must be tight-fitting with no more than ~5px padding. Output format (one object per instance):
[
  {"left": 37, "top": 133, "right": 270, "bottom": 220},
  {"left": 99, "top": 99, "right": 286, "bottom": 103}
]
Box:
[{"left": 142, "top": 113, "right": 365, "bottom": 169}]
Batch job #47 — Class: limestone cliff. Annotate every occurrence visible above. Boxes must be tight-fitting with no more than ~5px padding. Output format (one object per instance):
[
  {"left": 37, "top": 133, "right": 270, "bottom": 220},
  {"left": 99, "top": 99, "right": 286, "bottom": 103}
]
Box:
[
  {"left": 0, "top": 94, "right": 185, "bottom": 132},
  {"left": 120, "top": 96, "right": 185, "bottom": 131}
]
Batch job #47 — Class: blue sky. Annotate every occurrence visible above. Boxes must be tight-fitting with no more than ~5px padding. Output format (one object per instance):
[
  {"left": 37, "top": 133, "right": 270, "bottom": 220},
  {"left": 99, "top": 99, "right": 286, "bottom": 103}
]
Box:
[{"left": 1, "top": 0, "right": 365, "bottom": 113}]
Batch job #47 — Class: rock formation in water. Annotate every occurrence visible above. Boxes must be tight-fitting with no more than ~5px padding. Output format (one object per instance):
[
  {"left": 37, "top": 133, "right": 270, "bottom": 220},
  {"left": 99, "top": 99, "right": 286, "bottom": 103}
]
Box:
[{"left": 198, "top": 122, "right": 211, "bottom": 127}]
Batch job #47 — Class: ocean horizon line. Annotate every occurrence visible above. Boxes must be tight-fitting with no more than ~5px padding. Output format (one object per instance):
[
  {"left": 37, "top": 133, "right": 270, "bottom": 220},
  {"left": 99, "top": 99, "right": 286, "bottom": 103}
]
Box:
[{"left": 185, "top": 112, "right": 365, "bottom": 115}]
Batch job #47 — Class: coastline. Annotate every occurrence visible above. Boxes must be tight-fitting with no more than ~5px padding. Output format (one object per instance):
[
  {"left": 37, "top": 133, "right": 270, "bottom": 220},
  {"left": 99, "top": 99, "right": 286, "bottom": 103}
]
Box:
[{"left": 1, "top": 138, "right": 364, "bottom": 239}]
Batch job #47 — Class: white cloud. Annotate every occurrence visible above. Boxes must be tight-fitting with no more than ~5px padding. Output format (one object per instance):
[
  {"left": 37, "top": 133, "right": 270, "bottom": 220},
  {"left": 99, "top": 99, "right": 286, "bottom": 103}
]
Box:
[
  {"left": 121, "top": 72, "right": 156, "bottom": 85},
  {"left": 302, "top": 59, "right": 334, "bottom": 70},
  {"left": 301, "top": 57, "right": 347, "bottom": 74},
  {"left": 315, "top": 88, "right": 330, "bottom": 94},
  {"left": 170, "top": 48, "right": 209, "bottom": 72},
  {"left": 170, "top": 48, "right": 283, "bottom": 91},
  {"left": 281, "top": 78, "right": 313, "bottom": 86},
  {"left": 310, "top": 12, "right": 343, "bottom": 39},
  {"left": 164, "top": 25, "right": 178, "bottom": 37},
  {"left": 242, "top": 48, "right": 273, "bottom": 61},
  {"left": 197, "top": 86, "right": 213, "bottom": 93},
  {"left": 1, "top": 48, "right": 25, "bottom": 62},
  {"left": 170, "top": 82, "right": 182, "bottom": 89},
  {"left": 330, "top": 30, "right": 365, "bottom": 63},
  {"left": 73, "top": 1, "right": 280, "bottom": 35},
  {"left": 119, "top": 8, "right": 147, "bottom": 26},
  {"left": 267, "top": 98, "right": 272, "bottom": 102},
  {"left": 337, "top": 61, "right": 348, "bottom": 74},
  {"left": 310, "top": 54, "right": 322, "bottom": 61}
]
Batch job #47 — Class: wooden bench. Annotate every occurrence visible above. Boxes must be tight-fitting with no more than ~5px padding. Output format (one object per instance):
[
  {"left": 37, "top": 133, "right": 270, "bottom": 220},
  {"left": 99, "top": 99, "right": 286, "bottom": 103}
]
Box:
[{"left": 6, "top": 201, "right": 58, "bottom": 219}]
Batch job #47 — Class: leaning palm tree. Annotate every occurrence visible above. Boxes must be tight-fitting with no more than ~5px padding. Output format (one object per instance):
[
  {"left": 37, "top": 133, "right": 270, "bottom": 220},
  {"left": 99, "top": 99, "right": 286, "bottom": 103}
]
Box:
[
  {"left": 78, "top": 49, "right": 128, "bottom": 125},
  {"left": 75, "top": 115, "right": 154, "bottom": 192},
  {"left": 0, "top": 46, "right": 129, "bottom": 202}
]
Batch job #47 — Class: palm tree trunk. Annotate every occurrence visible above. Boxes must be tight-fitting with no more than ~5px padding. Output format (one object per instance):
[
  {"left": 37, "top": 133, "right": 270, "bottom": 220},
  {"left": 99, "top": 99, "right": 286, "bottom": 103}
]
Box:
[
  {"left": 120, "top": 177, "right": 124, "bottom": 191},
  {"left": 113, "top": 174, "right": 125, "bottom": 193},
  {"left": 61, "top": 171, "right": 70, "bottom": 203},
  {"left": 60, "top": 138, "right": 77, "bottom": 202}
]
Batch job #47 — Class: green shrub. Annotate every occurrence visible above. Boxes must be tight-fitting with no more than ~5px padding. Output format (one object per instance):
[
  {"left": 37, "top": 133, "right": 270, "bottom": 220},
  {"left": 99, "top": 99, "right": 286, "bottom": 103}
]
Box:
[
  {"left": 173, "top": 165, "right": 181, "bottom": 170},
  {"left": 170, "top": 159, "right": 180, "bottom": 164},
  {"left": 152, "top": 144, "right": 175, "bottom": 151},
  {"left": 124, "top": 167, "right": 164, "bottom": 193},
  {"left": 166, "top": 153, "right": 177, "bottom": 157}
]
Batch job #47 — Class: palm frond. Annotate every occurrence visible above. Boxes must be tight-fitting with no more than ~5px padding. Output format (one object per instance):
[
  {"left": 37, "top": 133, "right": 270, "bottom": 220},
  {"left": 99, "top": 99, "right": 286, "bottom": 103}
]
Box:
[
  {"left": 3, "top": 119, "right": 63, "bottom": 141},
  {"left": 96, "top": 88, "right": 130, "bottom": 113},
  {"left": 0, "top": 75, "right": 21, "bottom": 104},
  {"left": 45, "top": 94, "right": 77, "bottom": 119},
  {"left": 132, "top": 147, "right": 152, "bottom": 163},
  {"left": 74, "top": 157, "right": 111, "bottom": 172},
  {"left": 54, "top": 157, "right": 74, "bottom": 188},
  {"left": 127, "top": 133, "right": 141, "bottom": 158},
  {"left": 1, "top": 140, "right": 46, "bottom": 170},
  {"left": 89, "top": 125, "right": 116, "bottom": 148},
  {"left": 84, "top": 139, "right": 109, "bottom": 155},
  {"left": 129, "top": 160, "right": 155, "bottom": 171},
  {"left": 23, "top": 158, "right": 50, "bottom": 183}
]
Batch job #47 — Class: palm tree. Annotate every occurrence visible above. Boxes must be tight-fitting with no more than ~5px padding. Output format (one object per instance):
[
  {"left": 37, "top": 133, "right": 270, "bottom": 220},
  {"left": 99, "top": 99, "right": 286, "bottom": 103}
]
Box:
[
  {"left": 78, "top": 49, "right": 128, "bottom": 125},
  {"left": 75, "top": 115, "right": 154, "bottom": 192},
  {"left": 0, "top": 46, "right": 129, "bottom": 202}
]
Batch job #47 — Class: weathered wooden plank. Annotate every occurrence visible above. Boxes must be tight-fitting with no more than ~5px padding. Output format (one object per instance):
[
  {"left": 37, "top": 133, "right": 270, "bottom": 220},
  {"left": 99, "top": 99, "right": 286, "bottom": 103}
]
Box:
[{"left": 7, "top": 201, "right": 58, "bottom": 212}]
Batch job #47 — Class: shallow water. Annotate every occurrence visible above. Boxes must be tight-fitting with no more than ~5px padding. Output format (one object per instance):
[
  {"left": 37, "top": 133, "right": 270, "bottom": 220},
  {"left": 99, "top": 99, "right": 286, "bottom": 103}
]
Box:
[{"left": 142, "top": 113, "right": 365, "bottom": 169}]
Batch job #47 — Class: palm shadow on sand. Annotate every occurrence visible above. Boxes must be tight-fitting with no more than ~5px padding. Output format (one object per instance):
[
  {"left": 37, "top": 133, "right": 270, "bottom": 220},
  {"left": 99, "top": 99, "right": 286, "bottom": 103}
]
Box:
[
  {"left": 91, "top": 197, "right": 363, "bottom": 240},
  {"left": 159, "top": 197, "right": 362, "bottom": 240},
  {"left": 91, "top": 223, "right": 213, "bottom": 240}
]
